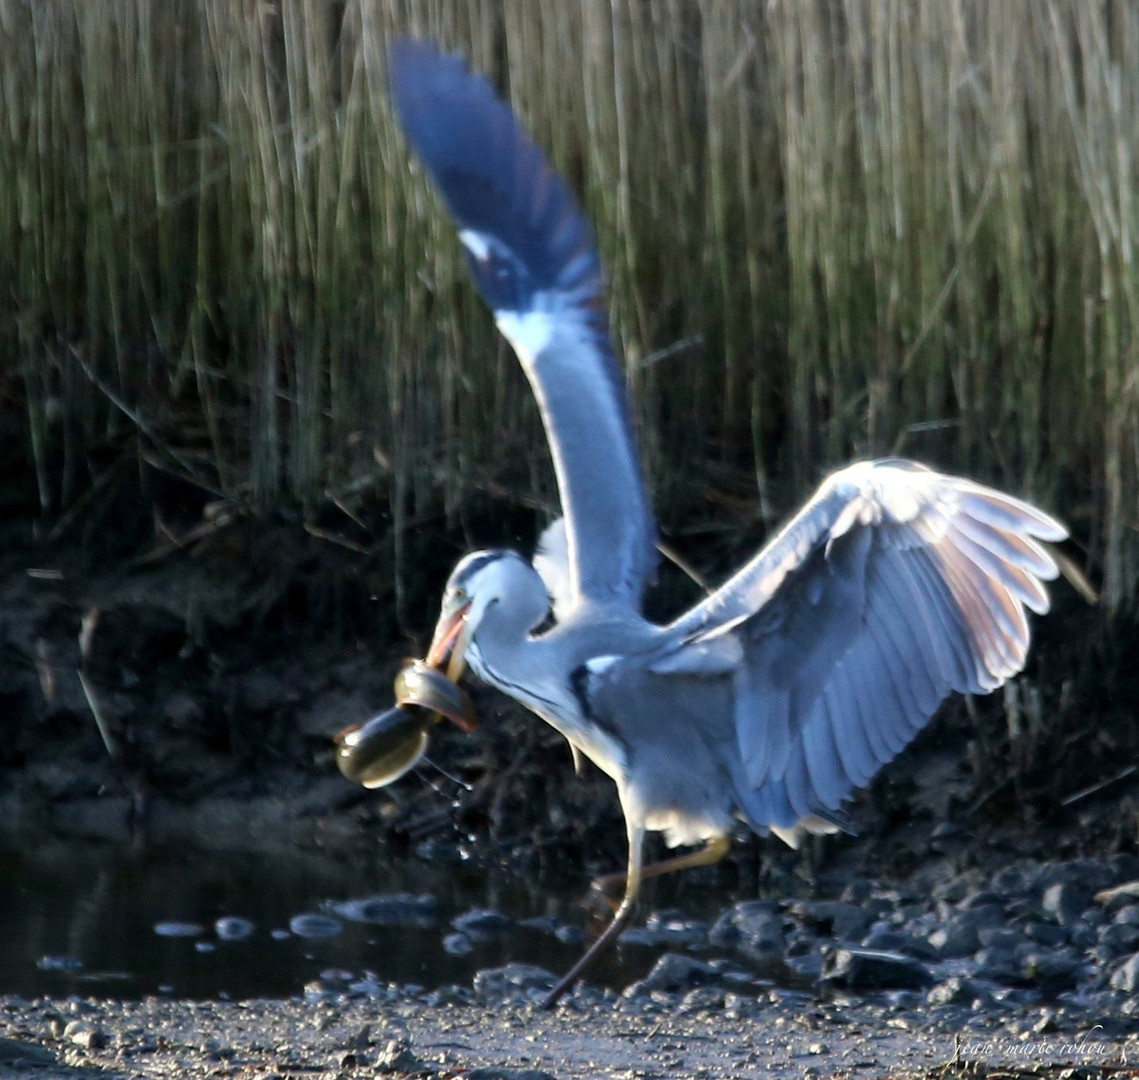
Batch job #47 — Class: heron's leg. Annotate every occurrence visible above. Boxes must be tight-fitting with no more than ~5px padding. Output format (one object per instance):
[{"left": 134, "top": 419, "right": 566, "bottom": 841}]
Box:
[
  {"left": 590, "top": 834, "right": 731, "bottom": 900},
  {"left": 542, "top": 818, "right": 646, "bottom": 1010}
]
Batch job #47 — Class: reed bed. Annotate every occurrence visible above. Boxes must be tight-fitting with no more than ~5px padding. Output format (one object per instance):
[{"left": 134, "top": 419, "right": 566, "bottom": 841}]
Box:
[{"left": 0, "top": 1, "right": 1135, "bottom": 608}]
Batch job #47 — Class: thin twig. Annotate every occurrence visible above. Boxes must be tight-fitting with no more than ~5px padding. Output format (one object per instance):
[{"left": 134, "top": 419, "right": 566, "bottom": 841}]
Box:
[
  {"left": 1061, "top": 765, "right": 1136, "bottom": 808},
  {"left": 78, "top": 670, "right": 119, "bottom": 762}
]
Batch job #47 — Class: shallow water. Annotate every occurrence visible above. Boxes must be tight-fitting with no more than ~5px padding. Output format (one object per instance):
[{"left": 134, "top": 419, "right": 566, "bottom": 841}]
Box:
[{"left": 0, "top": 833, "right": 739, "bottom": 1000}]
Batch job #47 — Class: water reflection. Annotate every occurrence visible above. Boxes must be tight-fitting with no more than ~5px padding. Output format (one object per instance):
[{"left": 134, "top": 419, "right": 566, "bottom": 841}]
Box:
[{"left": 0, "top": 833, "right": 720, "bottom": 999}]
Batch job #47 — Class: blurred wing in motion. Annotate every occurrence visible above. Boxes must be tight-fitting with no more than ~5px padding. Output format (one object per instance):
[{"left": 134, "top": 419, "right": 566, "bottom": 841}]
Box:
[{"left": 389, "top": 39, "right": 657, "bottom": 613}]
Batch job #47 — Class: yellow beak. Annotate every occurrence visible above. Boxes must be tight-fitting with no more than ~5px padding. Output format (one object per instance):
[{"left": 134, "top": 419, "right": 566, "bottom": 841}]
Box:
[{"left": 426, "top": 601, "right": 472, "bottom": 683}]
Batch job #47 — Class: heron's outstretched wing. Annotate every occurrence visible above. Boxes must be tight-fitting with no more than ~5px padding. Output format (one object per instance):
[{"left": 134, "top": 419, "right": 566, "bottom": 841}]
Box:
[
  {"left": 662, "top": 459, "right": 1067, "bottom": 826},
  {"left": 389, "top": 39, "right": 656, "bottom": 612}
]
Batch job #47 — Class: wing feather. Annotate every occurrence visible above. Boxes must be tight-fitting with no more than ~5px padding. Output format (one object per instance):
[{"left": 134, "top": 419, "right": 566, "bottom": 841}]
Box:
[
  {"left": 822, "top": 671, "right": 873, "bottom": 788},
  {"left": 660, "top": 459, "right": 1065, "bottom": 828},
  {"left": 389, "top": 39, "right": 656, "bottom": 611}
]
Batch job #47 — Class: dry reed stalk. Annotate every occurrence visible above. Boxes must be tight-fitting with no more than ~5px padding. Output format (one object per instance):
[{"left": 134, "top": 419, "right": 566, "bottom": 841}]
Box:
[{"left": 0, "top": 1, "right": 1135, "bottom": 609}]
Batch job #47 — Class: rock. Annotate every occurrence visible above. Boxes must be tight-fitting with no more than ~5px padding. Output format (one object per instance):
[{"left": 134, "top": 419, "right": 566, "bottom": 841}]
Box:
[
  {"left": 1068, "top": 921, "right": 1100, "bottom": 949},
  {"left": 375, "top": 1038, "right": 419, "bottom": 1073},
  {"left": 442, "top": 933, "right": 473, "bottom": 957},
  {"left": 35, "top": 955, "right": 83, "bottom": 972},
  {"left": 927, "top": 916, "right": 981, "bottom": 958},
  {"left": 330, "top": 893, "right": 438, "bottom": 928},
  {"left": 625, "top": 953, "right": 719, "bottom": 996},
  {"left": 973, "top": 947, "right": 1022, "bottom": 984},
  {"left": 679, "top": 985, "right": 726, "bottom": 1013},
  {"left": 1024, "top": 922, "right": 1068, "bottom": 947},
  {"left": 820, "top": 948, "right": 932, "bottom": 990},
  {"left": 214, "top": 917, "right": 255, "bottom": 941},
  {"left": 423, "top": 984, "right": 471, "bottom": 1007},
  {"left": 861, "top": 925, "right": 937, "bottom": 960},
  {"left": 1018, "top": 947, "right": 1083, "bottom": 990},
  {"left": 472, "top": 964, "right": 555, "bottom": 1002},
  {"left": 63, "top": 1021, "right": 106, "bottom": 1050},
  {"left": 861, "top": 924, "right": 907, "bottom": 951},
  {"left": 288, "top": 913, "right": 342, "bottom": 938},
  {"left": 708, "top": 900, "right": 783, "bottom": 957},
  {"left": 1094, "top": 880, "right": 1139, "bottom": 908},
  {"left": 1114, "top": 904, "right": 1139, "bottom": 926},
  {"left": 959, "top": 890, "right": 1006, "bottom": 910},
  {"left": 451, "top": 908, "right": 512, "bottom": 936},
  {"left": 977, "top": 927, "right": 1025, "bottom": 951},
  {"left": 1042, "top": 882, "right": 1093, "bottom": 926},
  {"left": 1097, "top": 923, "right": 1139, "bottom": 960},
  {"left": 1109, "top": 952, "right": 1139, "bottom": 993},
  {"left": 519, "top": 915, "right": 559, "bottom": 935},
  {"left": 153, "top": 921, "right": 204, "bottom": 937},
  {"left": 644, "top": 908, "right": 707, "bottom": 944},
  {"left": 840, "top": 879, "right": 876, "bottom": 905},
  {"left": 926, "top": 977, "right": 990, "bottom": 1007},
  {"left": 791, "top": 900, "right": 874, "bottom": 941},
  {"left": 955, "top": 902, "right": 1006, "bottom": 929}
]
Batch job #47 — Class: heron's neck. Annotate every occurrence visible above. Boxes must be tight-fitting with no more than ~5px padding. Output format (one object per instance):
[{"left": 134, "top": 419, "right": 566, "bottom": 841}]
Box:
[{"left": 468, "top": 607, "right": 560, "bottom": 713}]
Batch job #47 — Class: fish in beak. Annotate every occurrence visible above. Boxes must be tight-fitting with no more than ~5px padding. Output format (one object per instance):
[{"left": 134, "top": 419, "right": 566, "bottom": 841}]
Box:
[{"left": 426, "top": 599, "right": 473, "bottom": 683}]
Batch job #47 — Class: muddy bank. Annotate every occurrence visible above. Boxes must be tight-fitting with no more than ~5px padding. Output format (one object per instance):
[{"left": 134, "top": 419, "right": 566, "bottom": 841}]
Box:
[
  {"left": 2, "top": 500, "right": 1134, "bottom": 872},
  {"left": 2, "top": 973, "right": 1137, "bottom": 1080}
]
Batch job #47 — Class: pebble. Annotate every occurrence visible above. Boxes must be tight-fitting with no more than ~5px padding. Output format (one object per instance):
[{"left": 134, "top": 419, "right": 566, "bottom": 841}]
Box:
[
  {"left": 821, "top": 948, "right": 933, "bottom": 990},
  {"left": 1109, "top": 952, "right": 1139, "bottom": 993},
  {"left": 644, "top": 908, "right": 707, "bottom": 944},
  {"left": 1018, "top": 947, "right": 1083, "bottom": 990},
  {"left": 472, "top": 964, "right": 555, "bottom": 1003},
  {"left": 35, "top": 956, "right": 83, "bottom": 972},
  {"left": 791, "top": 900, "right": 873, "bottom": 941},
  {"left": 554, "top": 924, "right": 583, "bottom": 945},
  {"left": 375, "top": 1037, "right": 419, "bottom": 1073},
  {"left": 624, "top": 953, "right": 720, "bottom": 997},
  {"left": 442, "top": 932, "right": 474, "bottom": 956},
  {"left": 332, "top": 893, "right": 438, "bottom": 928},
  {"left": 708, "top": 900, "right": 784, "bottom": 957},
  {"left": 63, "top": 1020, "right": 106, "bottom": 1050},
  {"left": 1096, "top": 923, "right": 1139, "bottom": 960},
  {"left": 1114, "top": 904, "right": 1139, "bottom": 926},
  {"left": 926, "top": 917, "right": 980, "bottom": 958},
  {"left": 215, "top": 917, "right": 255, "bottom": 941},
  {"left": 926, "top": 976, "right": 990, "bottom": 1007},
  {"left": 451, "top": 908, "right": 512, "bottom": 936},
  {"left": 288, "top": 914, "right": 342, "bottom": 938},
  {"left": 972, "top": 946, "right": 1022, "bottom": 984},
  {"left": 153, "top": 922, "right": 203, "bottom": 938},
  {"left": 1042, "top": 882, "right": 1093, "bottom": 926}
]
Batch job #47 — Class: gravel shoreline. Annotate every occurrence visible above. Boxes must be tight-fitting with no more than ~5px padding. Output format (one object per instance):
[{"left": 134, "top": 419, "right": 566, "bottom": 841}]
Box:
[
  {"left": 5, "top": 850, "right": 1139, "bottom": 1080},
  {"left": 2, "top": 982, "right": 1135, "bottom": 1080}
]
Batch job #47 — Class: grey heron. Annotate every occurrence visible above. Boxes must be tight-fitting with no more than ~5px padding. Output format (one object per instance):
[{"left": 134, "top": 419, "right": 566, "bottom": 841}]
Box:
[{"left": 388, "top": 39, "right": 1067, "bottom": 1008}]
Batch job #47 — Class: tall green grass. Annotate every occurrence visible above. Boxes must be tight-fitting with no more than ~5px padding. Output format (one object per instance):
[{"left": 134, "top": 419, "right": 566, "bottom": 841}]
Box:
[{"left": 0, "top": 1, "right": 1135, "bottom": 607}]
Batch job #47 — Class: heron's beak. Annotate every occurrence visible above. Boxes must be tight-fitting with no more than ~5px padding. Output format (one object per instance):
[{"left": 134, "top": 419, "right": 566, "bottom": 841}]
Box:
[{"left": 426, "top": 601, "right": 473, "bottom": 683}]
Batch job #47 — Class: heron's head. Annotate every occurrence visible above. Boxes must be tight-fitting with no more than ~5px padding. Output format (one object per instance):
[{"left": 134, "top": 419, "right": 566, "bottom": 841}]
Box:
[{"left": 426, "top": 549, "right": 550, "bottom": 681}]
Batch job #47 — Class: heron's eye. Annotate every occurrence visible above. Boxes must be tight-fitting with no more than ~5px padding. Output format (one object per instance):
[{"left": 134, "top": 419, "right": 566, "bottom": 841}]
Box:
[{"left": 453, "top": 586, "right": 468, "bottom": 603}]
